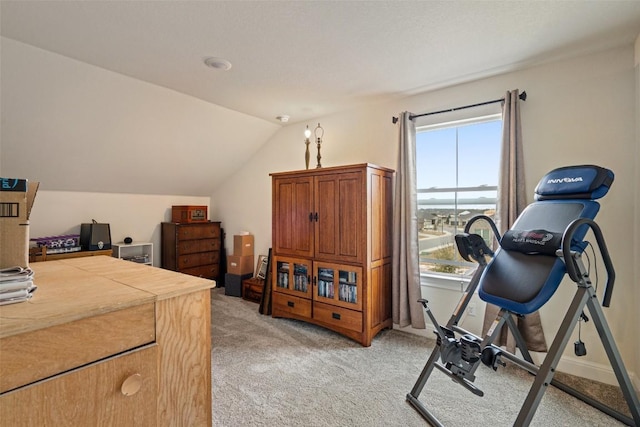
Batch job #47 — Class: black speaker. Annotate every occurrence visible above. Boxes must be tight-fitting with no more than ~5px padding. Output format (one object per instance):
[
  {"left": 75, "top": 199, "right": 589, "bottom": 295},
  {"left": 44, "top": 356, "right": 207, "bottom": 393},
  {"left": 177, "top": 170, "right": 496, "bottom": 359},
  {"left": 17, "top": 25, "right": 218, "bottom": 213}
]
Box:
[{"left": 80, "top": 221, "right": 112, "bottom": 251}]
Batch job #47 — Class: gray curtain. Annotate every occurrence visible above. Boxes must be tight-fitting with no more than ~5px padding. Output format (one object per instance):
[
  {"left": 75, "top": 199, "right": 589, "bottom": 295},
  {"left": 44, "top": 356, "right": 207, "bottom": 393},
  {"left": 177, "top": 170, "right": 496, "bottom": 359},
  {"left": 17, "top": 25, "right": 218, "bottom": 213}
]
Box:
[
  {"left": 392, "top": 112, "right": 425, "bottom": 329},
  {"left": 482, "top": 89, "right": 548, "bottom": 353}
]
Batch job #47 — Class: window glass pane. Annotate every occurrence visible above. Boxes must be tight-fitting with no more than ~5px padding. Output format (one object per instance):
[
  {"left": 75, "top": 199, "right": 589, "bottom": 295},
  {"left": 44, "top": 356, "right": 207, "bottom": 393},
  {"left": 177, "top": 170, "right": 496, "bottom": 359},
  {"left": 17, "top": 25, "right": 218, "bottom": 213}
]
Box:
[
  {"left": 293, "top": 263, "right": 308, "bottom": 292},
  {"left": 318, "top": 267, "right": 334, "bottom": 298},
  {"left": 416, "top": 128, "right": 457, "bottom": 190},
  {"left": 417, "top": 115, "right": 501, "bottom": 278},
  {"left": 457, "top": 121, "right": 501, "bottom": 188},
  {"left": 338, "top": 270, "right": 357, "bottom": 304},
  {"left": 277, "top": 261, "right": 289, "bottom": 288}
]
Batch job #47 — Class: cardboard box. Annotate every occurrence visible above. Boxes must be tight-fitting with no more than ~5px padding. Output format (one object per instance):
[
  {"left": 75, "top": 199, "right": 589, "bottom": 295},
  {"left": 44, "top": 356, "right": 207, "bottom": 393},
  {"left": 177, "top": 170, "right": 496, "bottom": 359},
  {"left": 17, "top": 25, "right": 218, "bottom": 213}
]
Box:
[
  {"left": 224, "top": 273, "right": 253, "bottom": 297},
  {"left": 227, "top": 254, "right": 254, "bottom": 275},
  {"left": 233, "top": 234, "right": 254, "bottom": 256},
  {"left": 0, "top": 178, "right": 39, "bottom": 268}
]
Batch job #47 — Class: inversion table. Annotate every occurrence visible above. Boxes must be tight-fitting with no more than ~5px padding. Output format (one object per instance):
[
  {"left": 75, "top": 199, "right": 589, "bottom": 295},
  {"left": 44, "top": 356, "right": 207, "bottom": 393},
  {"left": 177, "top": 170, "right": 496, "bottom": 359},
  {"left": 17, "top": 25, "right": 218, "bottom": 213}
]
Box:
[{"left": 407, "top": 165, "right": 640, "bottom": 426}]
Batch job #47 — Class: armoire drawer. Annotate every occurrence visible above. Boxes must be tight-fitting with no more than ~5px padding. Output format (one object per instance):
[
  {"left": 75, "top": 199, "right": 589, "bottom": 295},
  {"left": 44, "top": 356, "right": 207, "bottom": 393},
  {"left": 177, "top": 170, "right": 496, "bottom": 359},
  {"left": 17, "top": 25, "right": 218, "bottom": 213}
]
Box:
[
  {"left": 272, "top": 292, "right": 312, "bottom": 318},
  {"left": 313, "top": 301, "right": 363, "bottom": 333}
]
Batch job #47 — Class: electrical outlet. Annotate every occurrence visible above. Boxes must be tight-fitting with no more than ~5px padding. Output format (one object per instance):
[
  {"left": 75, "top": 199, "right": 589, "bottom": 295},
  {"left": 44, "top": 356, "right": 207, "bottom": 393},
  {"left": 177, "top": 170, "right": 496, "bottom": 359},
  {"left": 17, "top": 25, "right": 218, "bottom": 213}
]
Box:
[{"left": 468, "top": 302, "right": 477, "bottom": 317}]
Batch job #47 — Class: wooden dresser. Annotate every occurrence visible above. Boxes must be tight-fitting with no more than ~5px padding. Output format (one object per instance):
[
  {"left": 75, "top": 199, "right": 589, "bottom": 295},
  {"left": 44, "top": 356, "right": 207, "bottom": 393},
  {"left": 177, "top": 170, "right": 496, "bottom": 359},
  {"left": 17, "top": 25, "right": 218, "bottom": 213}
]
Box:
[
  {"left": 0, "top": 256, "right": 215, "bottom": 426},
  {"left": 270, "top": 163, "right": 394, "bottom": 346},
  {"left": 161, "top": 221, "right": 221, "bottom": 280}
]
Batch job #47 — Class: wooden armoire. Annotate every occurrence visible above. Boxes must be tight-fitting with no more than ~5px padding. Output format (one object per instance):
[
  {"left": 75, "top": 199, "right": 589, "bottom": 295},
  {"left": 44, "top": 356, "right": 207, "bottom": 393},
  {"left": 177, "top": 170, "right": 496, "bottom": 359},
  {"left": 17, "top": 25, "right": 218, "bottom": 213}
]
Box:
[{"left": 270, "top": 163, "right": 394, "bottom": 346}]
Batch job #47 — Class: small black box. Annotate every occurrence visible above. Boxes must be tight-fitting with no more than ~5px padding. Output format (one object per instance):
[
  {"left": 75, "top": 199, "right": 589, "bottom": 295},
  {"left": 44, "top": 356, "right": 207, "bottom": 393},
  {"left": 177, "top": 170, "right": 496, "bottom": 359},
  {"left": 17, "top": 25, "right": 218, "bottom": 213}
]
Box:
[
  {"left": 225, "top": 273, "right": 252, "bottom": 297},
  {"left": 80, "top": 221, "right": 112, "bottom": 251}
]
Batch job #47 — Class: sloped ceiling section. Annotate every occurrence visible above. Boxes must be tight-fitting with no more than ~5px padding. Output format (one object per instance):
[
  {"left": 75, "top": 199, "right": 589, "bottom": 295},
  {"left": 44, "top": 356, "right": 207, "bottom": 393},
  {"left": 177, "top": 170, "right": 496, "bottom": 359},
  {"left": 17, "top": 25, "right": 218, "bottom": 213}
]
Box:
[{"left": 1, "top": 38, "right": 280, "bottom": 195}]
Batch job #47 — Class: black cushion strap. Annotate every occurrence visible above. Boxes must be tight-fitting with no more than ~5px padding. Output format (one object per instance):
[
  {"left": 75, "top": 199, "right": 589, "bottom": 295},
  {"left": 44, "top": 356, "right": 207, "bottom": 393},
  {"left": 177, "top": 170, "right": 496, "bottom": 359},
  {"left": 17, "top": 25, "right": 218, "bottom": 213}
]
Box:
[{"left": 500, "top": 229, "right": 563, "bottom": 256}]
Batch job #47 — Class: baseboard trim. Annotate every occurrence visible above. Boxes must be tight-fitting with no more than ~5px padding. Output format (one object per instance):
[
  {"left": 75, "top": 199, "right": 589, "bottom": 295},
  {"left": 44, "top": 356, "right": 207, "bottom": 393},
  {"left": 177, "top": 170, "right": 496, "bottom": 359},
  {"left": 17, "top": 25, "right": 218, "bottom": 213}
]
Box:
[{"left": 556, "top": 356, "right": 639, "bottom": 391}]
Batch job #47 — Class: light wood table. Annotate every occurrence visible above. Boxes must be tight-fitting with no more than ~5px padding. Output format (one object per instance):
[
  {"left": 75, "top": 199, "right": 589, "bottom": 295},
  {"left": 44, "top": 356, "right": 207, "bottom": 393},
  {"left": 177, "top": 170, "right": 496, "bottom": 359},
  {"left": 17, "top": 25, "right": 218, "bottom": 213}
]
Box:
[{"left": 0, "top": 256, "right": 215, "bottom": 426}]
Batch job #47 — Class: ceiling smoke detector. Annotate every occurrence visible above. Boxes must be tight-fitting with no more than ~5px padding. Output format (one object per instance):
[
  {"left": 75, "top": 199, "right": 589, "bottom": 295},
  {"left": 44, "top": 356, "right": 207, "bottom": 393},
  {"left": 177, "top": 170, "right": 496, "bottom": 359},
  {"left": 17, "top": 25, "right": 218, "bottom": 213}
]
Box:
[
  {"left": 203, "top": 57, "right": 232, "bottom": 71},
  {"left": 276, "top": 115, "right": 290, "bottom": 123}
]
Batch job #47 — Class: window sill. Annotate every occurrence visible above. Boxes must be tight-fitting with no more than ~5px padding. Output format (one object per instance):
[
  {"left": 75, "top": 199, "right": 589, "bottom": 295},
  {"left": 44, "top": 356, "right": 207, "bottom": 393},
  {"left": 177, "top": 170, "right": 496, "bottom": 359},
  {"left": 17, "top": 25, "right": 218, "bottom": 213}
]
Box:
[{"left": 420, "top": 272, "right": 472, "bottom": 292}]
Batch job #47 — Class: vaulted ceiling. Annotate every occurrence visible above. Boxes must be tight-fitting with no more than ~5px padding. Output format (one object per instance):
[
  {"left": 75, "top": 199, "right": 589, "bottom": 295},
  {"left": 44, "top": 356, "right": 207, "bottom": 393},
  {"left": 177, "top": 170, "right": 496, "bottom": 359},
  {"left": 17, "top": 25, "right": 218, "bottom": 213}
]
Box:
[{"left": 3, "top": 1, "right": 640, "bottom": 124}]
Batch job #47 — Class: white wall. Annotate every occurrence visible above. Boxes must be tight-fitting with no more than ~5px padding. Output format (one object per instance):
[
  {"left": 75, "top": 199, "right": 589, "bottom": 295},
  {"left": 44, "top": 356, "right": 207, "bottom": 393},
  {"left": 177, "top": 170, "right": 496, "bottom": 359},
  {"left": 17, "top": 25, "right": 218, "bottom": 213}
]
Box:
[
  {"left": 214, "top": 45, "right": 639, "bottom": 387},
  {"left": 28, "top": 191, "right": 210, "bottom": 267}
]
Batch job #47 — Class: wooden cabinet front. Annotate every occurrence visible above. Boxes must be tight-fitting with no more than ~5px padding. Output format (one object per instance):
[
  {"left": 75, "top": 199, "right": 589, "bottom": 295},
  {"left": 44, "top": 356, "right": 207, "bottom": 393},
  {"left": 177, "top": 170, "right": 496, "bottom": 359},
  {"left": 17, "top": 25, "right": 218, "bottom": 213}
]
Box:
[
  {"left": 314, "top": 171, "right": 364, "bottom": 264},
  {"left": 270, "top": 164, "right": 394, "bottom": 346},
  {"left": 273, "top": 169, "right": 364, "bottom": 265},
  {"left": 314, "top": 262, "right": 363, "bottom": 311},
  {"left": 0, "top": 345, "right": 158, "bottom": 426},
  {"left": 272, "top": 176, "right": 315, "bottom": 258},
  {"left": 272, "top": 256, "right": 313, "bottom": 299},
  {"left": 162, "top": 221, "right": 221, "bottom": 279}
]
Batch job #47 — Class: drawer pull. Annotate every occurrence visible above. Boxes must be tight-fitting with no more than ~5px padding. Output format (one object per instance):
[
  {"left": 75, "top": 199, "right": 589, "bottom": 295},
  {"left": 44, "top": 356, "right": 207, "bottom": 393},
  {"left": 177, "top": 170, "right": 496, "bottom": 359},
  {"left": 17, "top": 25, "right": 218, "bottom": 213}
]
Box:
[
  {"left": 287, "top": 301, "right": 294, "bottom": 307},
  {"left": 121, "top": 373, "right": 143, "bottom": 396},
  {"left": 332, "top": 312, "right": 341, "bottom": 320}
]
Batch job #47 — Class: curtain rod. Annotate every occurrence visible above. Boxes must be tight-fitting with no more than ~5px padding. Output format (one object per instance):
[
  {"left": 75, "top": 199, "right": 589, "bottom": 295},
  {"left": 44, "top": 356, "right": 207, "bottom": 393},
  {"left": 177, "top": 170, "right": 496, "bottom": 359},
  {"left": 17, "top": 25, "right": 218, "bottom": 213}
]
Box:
[{"left": 392, "top": 91, "right": 527, "bottom": 124}]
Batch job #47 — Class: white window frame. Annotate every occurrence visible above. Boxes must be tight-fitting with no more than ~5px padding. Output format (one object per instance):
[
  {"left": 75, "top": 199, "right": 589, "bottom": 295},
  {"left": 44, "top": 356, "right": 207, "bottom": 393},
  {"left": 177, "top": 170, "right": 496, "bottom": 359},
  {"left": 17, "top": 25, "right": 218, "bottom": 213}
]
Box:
[{"left": 416, "top": 113, "right": 502, "bottom": 290}]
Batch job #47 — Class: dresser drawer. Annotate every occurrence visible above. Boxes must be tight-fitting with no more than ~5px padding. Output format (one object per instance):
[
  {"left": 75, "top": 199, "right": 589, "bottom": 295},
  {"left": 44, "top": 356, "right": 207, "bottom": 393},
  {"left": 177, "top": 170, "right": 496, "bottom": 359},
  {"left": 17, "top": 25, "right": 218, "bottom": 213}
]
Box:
[
  {"left": 313, "top": 301, "right": 362, "bottom": 333},
  {"left": 0, "top": 303, "right": 155, "bottom": 394},
  {"left": 272, "top": 292, "right": 312, "bottom": 318},
  {"left": 0, "top": 344, "right": 158, "bottom": 426},
  {"left": 177, "top": 223, "right": 220, "bottom": 240},
  {"left": 178, "top": 252, "right": 219, "bottom": 270},
  {"left": 181, "top": 264, "right": 219, "bottom": 279},
  {"left": 177, "top": 238, "right": 220, "bottom": 255}
]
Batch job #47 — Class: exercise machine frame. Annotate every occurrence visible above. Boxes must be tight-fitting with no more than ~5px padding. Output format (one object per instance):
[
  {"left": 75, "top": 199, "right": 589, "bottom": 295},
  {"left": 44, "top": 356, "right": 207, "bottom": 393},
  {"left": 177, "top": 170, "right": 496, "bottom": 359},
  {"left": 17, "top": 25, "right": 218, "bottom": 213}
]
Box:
[{"left": 406, "top": 216, "right": 640, "bottom": 426}]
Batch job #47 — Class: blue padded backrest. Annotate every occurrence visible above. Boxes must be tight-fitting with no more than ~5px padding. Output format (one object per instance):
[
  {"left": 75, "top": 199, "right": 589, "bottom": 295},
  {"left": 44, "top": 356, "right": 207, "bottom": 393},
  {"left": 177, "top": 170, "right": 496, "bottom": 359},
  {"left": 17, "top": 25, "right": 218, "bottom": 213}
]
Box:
[
  {"left": 535, "top": 165, "right": 614, "bottom": 201},
  {"left": 478, "top": 199, "right": 601, "bottom": 314}
]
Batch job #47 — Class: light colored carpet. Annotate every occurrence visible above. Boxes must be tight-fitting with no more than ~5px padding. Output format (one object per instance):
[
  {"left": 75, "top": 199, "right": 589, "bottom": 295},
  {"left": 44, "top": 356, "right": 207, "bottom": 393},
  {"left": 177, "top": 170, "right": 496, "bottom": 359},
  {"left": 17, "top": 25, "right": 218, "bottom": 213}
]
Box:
[{"left": 211, "top": 288, "right": 629, "bottom": 426}]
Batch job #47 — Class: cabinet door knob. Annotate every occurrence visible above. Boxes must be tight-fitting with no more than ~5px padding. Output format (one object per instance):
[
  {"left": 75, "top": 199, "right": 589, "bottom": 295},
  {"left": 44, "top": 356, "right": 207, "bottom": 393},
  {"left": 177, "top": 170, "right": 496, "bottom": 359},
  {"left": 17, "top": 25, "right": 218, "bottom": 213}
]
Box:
[{"left": 121, "top": 373, "right": 143, "bottom": 396}]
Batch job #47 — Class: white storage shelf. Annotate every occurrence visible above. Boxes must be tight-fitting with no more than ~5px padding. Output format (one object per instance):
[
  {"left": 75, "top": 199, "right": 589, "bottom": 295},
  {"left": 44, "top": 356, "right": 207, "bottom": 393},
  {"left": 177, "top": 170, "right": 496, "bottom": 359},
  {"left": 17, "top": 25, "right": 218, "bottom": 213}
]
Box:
[{"left": 112, "top": 242, "right": 153, "bottom": 266}]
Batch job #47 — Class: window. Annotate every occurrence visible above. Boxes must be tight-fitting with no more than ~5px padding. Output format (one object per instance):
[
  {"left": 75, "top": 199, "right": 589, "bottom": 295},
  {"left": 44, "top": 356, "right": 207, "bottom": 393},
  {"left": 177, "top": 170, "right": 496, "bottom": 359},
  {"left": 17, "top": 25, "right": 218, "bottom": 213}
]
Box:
[{"left": 416, "top": 114, "right": 502, "bottom": 279}]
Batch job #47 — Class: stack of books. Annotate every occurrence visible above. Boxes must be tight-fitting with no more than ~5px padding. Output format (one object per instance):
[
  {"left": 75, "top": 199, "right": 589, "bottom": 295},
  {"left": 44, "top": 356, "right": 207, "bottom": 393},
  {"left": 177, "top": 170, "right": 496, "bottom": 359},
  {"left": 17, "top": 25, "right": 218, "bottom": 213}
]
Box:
[{"left": 0, "top": 266, "right": 37, "bottom": 305}]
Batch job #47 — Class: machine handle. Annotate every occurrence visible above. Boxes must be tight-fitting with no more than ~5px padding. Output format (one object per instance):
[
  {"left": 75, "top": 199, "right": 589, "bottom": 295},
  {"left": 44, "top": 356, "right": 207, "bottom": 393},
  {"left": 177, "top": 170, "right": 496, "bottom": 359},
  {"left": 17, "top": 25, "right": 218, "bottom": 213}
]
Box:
[
  {"left": 464, "top": 215, "right": 501, "bottom": 240},
  {"left": 561, "top": 218, "right": 615, "bottom": 307}
]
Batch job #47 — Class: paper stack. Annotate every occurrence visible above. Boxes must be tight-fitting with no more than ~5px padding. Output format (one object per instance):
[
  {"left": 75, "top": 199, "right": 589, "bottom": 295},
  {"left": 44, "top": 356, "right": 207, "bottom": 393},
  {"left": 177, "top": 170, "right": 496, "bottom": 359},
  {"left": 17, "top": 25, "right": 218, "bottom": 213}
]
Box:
[{"left": 0, "top": 266, "right": 37, "bottom": 305}]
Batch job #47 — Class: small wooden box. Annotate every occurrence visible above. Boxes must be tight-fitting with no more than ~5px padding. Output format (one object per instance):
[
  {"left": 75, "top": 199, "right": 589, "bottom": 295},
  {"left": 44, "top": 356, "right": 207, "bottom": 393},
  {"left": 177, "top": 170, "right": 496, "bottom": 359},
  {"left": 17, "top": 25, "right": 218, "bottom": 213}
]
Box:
[
  {"left": 242, "top": 278, "right": 264, "bottom": 303},
  {"left": 171, "top": 205, "right": 208, "bottom": 223}
]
